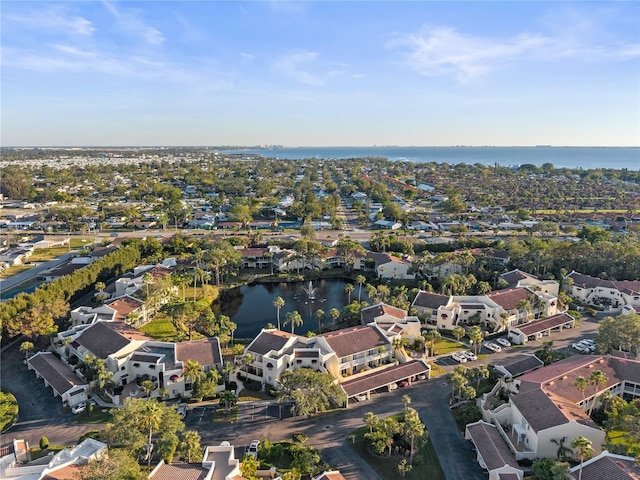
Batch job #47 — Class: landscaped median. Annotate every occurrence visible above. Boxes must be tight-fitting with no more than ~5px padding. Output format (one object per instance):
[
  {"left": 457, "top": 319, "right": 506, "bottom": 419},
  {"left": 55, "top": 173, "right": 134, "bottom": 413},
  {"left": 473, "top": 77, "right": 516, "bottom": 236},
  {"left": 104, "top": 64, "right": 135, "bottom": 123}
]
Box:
[{"left": 348, "top": 407, "right": 444, "bottom": 480}]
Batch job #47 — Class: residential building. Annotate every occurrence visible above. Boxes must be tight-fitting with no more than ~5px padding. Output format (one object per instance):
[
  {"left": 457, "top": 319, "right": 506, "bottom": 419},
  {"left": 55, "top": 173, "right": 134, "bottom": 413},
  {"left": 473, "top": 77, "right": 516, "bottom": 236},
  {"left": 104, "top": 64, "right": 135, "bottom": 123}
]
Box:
[{"left": 565, "top": 271, "right": 640, "bottom": 312}]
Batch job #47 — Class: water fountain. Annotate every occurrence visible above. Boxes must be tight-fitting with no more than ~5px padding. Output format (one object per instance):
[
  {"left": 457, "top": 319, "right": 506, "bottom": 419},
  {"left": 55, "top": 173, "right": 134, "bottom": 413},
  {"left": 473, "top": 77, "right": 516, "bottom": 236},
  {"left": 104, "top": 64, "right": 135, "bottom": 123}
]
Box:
[{"left": 301, "top": 280, "right": 318, "bottom": 300}]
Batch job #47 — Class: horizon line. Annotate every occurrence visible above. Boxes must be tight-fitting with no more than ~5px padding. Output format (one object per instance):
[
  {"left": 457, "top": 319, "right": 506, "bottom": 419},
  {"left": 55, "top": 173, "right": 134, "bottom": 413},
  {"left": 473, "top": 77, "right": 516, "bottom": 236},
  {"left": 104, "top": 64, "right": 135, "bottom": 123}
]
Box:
[{"left": 3, "top": 145, "right": 639, "bottom": 149}]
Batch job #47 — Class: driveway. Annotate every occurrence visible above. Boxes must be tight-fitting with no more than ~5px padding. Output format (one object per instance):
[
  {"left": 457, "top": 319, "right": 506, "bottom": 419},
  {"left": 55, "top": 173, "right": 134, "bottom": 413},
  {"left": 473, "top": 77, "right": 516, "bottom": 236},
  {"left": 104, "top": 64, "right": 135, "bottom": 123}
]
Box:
[
  {"left": 0, "top": 341, "right": 95, "bottom": 446},
  {"left": 193, "top": 378, "right": 486, "bottom": 480}
]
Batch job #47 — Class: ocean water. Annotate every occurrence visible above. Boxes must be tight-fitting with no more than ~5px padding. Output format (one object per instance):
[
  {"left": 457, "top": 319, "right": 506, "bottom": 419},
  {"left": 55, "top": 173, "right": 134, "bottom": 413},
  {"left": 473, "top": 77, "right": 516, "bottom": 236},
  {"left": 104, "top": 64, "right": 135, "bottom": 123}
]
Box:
[{"left": 221, "top": 146, "right": 640, "bottom": 170}]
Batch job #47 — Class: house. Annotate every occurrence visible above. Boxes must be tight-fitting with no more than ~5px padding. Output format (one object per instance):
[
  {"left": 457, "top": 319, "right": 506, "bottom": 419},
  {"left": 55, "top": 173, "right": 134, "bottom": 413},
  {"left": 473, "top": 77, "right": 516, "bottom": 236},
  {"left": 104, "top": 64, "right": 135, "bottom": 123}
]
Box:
[
  {"left": 27, "top": 352, "right": 89, "bottom": 408},
  {"left": 360, "top": 303, "right": 422, "bottom": 340},
  {"left": 568, "top": 450, "right": 640, "bottom": 480},
  {"left": 372, "top": 219, "right": 402, "bottom": 230},
  {"left": 105, "top": 295, "right": 147, "bottom": 325},
  {"left": 364, "top": 252, "right": 414, "bottom": 280},
  {"left": 312, "top": 471, "right": 347, "bottom": 480},
  {"left": 411, "top": 284, "right": 559, "bottom": 333},
  {"left": 0, "top": 438, "right": 107, "bottom": 480},
  {"left": 241, "top": 325, "right": 429, "bottom": 405},
  {"left": 565, "top": 271, "right": 640, "bottom": 312},
  {"left": 472, "top": 355, "right": 640, "bottom": 473}
]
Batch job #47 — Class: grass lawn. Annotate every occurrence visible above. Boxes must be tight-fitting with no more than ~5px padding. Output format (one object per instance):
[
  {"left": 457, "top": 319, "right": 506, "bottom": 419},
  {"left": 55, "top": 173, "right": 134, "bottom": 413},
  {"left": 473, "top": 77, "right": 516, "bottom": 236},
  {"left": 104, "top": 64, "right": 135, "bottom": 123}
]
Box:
[
  {"left": 30, "top": 445, "right": 66, "bottom": 461},
  {"left": 140, "top": 317, "right": 178, "bottom": 341},
  {"left": 70, "top": 238, "right": 92, "bottom": 248},
  {"left": 430, "top": 338, "right": 463, "bottom": 356},
  {"left": 0, "top": 264, "right": 33, "bottom": 279},
  {"left": 213, "top": 406, "right": 238, "bottom": 424},
  {"left": 237, "top": 389, "right": 273, "bottom": 402},
  {"left": 427, "top": 362, "right": 446, "bottom": 378},
  {"left": 73, "top": 408, "right": 113, "bottom": 424},
  {"left": 348, "top": 425, "right": 445, "bottom": 480}
]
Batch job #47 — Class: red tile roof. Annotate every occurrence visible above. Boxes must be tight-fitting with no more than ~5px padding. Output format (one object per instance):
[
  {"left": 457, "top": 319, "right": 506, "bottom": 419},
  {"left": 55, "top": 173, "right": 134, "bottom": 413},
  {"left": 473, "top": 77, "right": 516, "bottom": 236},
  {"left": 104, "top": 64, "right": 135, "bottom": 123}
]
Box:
[
  {"left": 105, "top": 295, "right": 144, "bottom": 321},
  {"left": 487, "top": 288, "right": 533, "bottom": 310}
]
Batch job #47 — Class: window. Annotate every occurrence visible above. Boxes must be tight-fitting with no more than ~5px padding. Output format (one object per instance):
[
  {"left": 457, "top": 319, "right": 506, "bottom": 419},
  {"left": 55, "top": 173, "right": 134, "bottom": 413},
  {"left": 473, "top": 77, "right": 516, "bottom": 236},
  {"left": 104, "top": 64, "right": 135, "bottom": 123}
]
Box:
[
  {"left": 185, "top": 383, "right": 192, "bottom": 391},
  {"left": 133, "top": 363, "right": 140, "bottom": 367},
  {"left": 149, "top": 365, "right": 155, "bottom": 370}
]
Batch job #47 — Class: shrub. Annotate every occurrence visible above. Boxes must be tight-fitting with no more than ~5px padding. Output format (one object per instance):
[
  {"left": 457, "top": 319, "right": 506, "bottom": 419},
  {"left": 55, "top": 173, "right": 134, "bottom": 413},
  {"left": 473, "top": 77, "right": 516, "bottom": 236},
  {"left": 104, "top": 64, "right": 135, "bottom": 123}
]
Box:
[
  {"left": 292, "top": 432, "right": 308, "bottom": 444},
  {"left": 39, "top": 436, "right": 49, "bottom": 450}
]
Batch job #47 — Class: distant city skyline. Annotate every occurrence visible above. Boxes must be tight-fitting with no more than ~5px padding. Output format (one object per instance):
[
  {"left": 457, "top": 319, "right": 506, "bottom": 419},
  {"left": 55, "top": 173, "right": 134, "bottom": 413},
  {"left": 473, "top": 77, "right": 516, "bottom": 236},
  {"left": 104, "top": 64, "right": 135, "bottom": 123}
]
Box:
[{"left": 2, "top": 1, "right": 639, "bottom": 147}]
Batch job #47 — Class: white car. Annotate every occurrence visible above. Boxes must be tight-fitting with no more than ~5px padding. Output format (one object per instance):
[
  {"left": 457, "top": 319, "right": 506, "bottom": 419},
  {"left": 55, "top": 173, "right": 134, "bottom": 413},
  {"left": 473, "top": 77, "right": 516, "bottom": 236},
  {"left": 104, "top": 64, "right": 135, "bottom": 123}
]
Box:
[
  {"left": 355, "top": 394, "right": 368, "bottom": 401},
  {"left": 462, "top": 351, "right": 477, "bottom": 361},
  {"left": 389, "top": 383, "right": 399, "bottom": 390},
  {"left": 582, "top": 339, "right": 597, "bottom": 349},
  {"left": 496, "top": 338, "right": 511, "bottom": 348},
  {"left": 71, "top": 402, "right": 87, "bottom": 415},
  {"left": 484, "top": 342, "right": 502, "bottom": 353},
  {"left": 451, "top": 352, "right": 468, "bottom": 363},
  {"left": 247, "top": 440, "right": 260, "bottom": 458}
]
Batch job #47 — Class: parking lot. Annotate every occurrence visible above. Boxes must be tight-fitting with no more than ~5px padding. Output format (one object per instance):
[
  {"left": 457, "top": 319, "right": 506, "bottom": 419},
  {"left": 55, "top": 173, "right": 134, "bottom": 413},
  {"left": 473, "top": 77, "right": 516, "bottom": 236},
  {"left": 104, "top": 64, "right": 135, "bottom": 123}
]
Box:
[{"left": 184, "top": 402, "right": 293, "bottom": 429}]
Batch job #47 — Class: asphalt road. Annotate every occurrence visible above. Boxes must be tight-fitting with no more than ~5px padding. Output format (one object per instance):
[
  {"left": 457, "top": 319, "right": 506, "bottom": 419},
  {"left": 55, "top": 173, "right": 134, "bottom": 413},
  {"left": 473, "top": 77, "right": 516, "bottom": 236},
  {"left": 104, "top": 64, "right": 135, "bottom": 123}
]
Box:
[{"left": 0, "top": 252, "right": 75, "bottom": 294}]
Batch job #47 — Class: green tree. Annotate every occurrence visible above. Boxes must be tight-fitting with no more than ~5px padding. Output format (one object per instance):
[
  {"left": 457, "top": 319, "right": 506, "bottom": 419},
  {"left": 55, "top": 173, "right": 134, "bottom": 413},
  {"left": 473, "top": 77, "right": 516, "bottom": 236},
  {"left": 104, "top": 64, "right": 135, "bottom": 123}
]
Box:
[
  {"left": 19, "top": 341, "right": 34, "bottom": 362},
  {"left": 273, "top": 296, "right": 285, "bottom": 330},
  {"left": 355, "top": 275, "right": 367, "bottom": 301},
  {"left": 574, "top": 376, "right": 589, "bottom": 409},
  {"left": 344, "top": 283, "right": 354, "bottom": 304},
  {"left": 403, "top": 407, "right": 426, "bottom": 464},
  {"left": 78, "top": 448, "right": 145, "bottom": 480},
  {"left": 452, "top": 326, "right": 466, "bottom": 346},
  {"left": 276, "top": 368, "right": 346, "bottom": 416},
  {"left": 141, "top": 380, "right": 156, "bottom": 398},
  {"left": 587, "top": 369, "right": 608, "bottom": 417},
  {"left": 178, "top": 430, "right": 202, "bottom": 463},
  {"left": 469, "top": 325, "right": 483, "bottom": 354},
  {"left": 183, "top": 359, "right": 206, "bottom": 394},
  {"left": 240, "top": 453, "right": 260, "bottom": 480},
  {"left": 364, "top": 411, "right": 379, "bottom": 434},
  {"left": 571, "top": 436, "right": 594, "bottom": 480},
  {"left": 532, "top": 458, "right": 571, "bottom": 480},
  {"left": 219, "top": 390, "right": 238, "bottom": 413},
  {"left": 284, "top": 311, "right": 303, "bottom": 335}
]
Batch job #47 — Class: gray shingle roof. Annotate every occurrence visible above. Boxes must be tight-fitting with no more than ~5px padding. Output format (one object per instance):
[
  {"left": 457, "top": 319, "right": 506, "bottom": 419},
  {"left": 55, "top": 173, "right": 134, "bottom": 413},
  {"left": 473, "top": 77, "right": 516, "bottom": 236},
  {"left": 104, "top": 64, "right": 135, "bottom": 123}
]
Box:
[
  {"left": 320, "top": 325, "right": 390, "bottom": 358},
  {"left": 176, "top": 338, "right": 222, "bottom": 368},
  {"left": 28, "top": 352, "right": 87, "bottom": 395}
]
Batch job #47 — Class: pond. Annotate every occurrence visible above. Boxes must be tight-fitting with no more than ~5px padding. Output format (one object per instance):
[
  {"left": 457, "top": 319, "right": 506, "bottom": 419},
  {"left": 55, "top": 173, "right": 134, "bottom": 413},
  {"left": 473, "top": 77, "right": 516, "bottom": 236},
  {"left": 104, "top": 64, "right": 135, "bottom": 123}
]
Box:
[{"left": 220, "top": 279, "right": 366, "bottom": 339}]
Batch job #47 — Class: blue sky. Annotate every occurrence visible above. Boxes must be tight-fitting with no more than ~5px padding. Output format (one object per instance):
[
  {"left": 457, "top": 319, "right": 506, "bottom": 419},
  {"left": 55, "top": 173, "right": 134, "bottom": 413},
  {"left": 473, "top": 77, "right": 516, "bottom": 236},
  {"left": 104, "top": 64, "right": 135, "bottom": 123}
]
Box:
[{"left": 2, "top": 1, "right": 639, "bottom": 146}]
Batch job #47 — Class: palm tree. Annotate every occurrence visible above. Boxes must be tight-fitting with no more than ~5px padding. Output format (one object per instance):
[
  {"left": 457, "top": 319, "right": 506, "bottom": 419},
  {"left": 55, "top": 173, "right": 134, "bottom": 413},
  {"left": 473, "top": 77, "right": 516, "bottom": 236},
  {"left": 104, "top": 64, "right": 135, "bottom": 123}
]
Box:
[
  {"left": 142, "top": 379, "right": 156, "bottom": 398},
  {"left": 140, "top": 400, "right": 164, "bottom": 466},
  {"left": 423, "top": 329, "right": 441, "bottom": 357},
  {"left": 219, "top": 390, "right": 237, "bottom": 413},
  {"left": 344, "top": 283, "right": 354, "bottom": 304},
  {"left": 329, "top": 308, "right": 340, "bottom": 329},
  {"left": 315, "top": 309, "right": 325, "bottom": 334},
  {"left": 179, "top": 430, "right": 202, "bottom": 463},
  {"left": 363, "top": 411, "right": 379, "bottom": 434},
  {"left": 402, "top": 394, "right": 411, "bottom": 412},
  {"left": 574, "top": 376, "right": 589, "bottom": 409},
  {"left": 183, "top": 359, "right": 206, "bottom": 391},
  {"left": 356, "top": 275, "right": 366, "bottom": 301},
  {"left": 284, "top": 311, "right": 303, "bottom": 335},
  {"left": 452, "top": 326, "right": 466, "bottom": 346},
  {"left": 272, "top": 296, "right": 285, "bottom": 330},
  {"left": 571, "top": 436, "right": 593, "bottom": 480},
  {"left": 403, "top": 407, "right": 425, "bottom": 464},
  {"left": 551, "top": 437, "right": 572, "bottom": 462},
  {"left": 469, "top": 325, "right": 483, "bottom": 354},
  {"left": 587, "top": 369, "right": 608, "bottom": 417}
]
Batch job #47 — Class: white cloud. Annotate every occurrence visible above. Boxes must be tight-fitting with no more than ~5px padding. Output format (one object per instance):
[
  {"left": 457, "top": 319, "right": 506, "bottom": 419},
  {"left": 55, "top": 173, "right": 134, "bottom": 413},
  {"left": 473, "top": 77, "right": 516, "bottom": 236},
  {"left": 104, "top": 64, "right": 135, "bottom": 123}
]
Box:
[
  {"left": 389, "top": 19, "right": 640, "bottom": 82},
  {"left": 388, "top": 27, "right": 550, "bottom": 82},
  {"left": 274, "top": 50, "right": 345, "bottom": 86},
  {"left": 102, "top": 1, "right": 164, "bottom": 46},
  {"left": 6, "top": 8, "right": 95, "bottom": 36}
]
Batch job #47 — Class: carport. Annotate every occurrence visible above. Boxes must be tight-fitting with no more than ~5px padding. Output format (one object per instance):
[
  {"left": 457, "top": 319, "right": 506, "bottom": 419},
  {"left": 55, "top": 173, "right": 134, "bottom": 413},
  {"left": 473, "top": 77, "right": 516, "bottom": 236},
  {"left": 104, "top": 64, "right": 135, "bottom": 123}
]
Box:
[
  {"left": 27, "top": 352, "right": 88, "bottom": 407},
  {"left": 340, "top": 360, "right": 430, "bottom": 407},
  {"left": 508, "top": 313, "right": 575, "bottom": 345}
]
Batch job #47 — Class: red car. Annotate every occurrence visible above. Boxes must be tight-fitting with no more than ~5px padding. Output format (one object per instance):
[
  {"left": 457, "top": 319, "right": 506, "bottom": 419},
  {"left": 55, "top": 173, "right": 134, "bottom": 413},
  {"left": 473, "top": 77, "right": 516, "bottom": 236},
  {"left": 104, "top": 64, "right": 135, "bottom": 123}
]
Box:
[{"left": 399, "top": 380, "right": 410, "bottom": 388}]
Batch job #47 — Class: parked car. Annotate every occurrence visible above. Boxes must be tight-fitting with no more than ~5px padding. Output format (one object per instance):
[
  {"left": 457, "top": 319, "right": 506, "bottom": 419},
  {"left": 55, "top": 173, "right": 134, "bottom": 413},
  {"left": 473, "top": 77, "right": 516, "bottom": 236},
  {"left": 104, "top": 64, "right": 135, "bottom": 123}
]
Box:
[
  {"left": 451, "top": 352, "right": 468, "bottom": 363},
  {"left": 71, "top": 402, "right": 87, "bottom": 415},
  {"left": 177, "top": 403, "right": 188, "bottom": 419},
  {"left": 496, "top": 338, "right": 511, "bottom": 348},
  {"left": 582, "top": 339, "right": 597, "bottom": 349},
  {"left": 484, "top": 342, "right": 502, "bottom": 353},
  {"left": 462, "top": 351, "right": 477, "bottom": 361},
  {"left": 389, "top": 383, "right": 399, "bottom": 390},
  {"left": 355, "top": 394, "right": 368, "bottom": 401},
  {"left": 399, "top": 380, "right": 410, "bottom": 388},
  {"left": 247, "top": 440, "right": 260, "bottom": 458}
]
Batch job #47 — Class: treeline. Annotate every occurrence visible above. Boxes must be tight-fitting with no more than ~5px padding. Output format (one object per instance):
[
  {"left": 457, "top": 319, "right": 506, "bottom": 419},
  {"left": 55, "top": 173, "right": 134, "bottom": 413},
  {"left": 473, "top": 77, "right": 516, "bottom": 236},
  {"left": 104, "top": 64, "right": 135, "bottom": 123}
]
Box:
[{"left": 0, "top": 244, "right": 142, "bottom": 341}]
